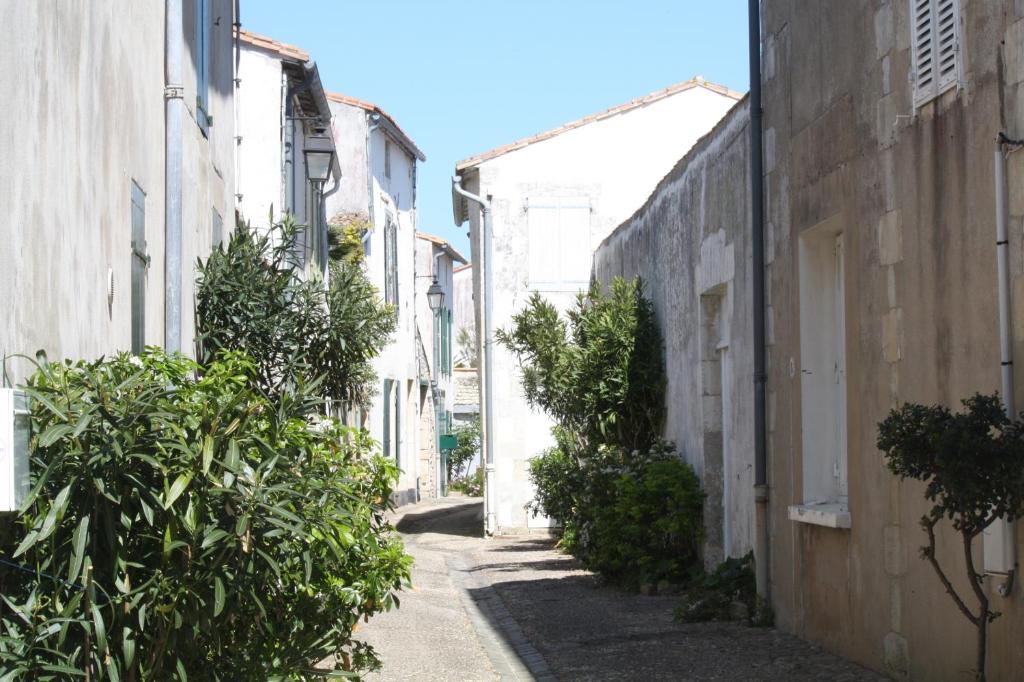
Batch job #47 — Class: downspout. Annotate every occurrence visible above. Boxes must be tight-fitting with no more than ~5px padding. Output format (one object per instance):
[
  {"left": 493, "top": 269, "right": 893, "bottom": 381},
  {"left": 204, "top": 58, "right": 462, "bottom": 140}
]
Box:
[
  {"left": 453, "top": 176, "right": 495, "bottom": 536},
  {"left": 364, "top": 113, "right": 381, "bottom": 250},
  {"left": 749, "top": 0, "right": 770, "bottom": 602},
  {"left": 988, "top": 135, "right": 1018, "bottom": 595},
  {"left": 233, "top": 0, "right": 241, "bottom": 207},
  {"left": 164, "top": 0, "right": 184, "bottom": 352}
]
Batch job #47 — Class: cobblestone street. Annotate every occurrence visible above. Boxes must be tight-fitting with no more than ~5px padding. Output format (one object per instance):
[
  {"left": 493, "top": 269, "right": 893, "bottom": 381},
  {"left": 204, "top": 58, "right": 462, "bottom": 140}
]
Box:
[{"left": 358, "top": 498, "right": 888, "bottom": 681}]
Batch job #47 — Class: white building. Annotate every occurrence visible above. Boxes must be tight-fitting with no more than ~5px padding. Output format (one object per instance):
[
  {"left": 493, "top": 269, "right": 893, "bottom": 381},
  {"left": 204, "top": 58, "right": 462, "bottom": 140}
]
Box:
[
  {"left": 0, "top": 1, "right": 236, "bottom": 379},
  {"left": 414, "top": 232, "right": 467, "bottom": 497},
  {"left": 324, "top": 93, "right": 426, "bottom": 506},
  {"left": 452, "top": 77, "right": 741, "bottom": 534},
  {"left": 235, "top": 30, "right": 337, "bottom": 276}
]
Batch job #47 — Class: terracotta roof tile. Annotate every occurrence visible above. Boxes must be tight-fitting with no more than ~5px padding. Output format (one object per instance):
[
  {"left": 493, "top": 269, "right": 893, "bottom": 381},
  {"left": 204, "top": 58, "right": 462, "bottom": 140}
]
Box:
[
  {"left": 416, "top": 231, "right": 468, "bottom": 264},
  {"left": 237, "top": 28, "right": 309, "bottom": 62},
  {"left": 455, "top": 77, "right": 743, "bottom": 171},
  {"left": 327, "top": 91, "right": 425, "bottom": 162}
]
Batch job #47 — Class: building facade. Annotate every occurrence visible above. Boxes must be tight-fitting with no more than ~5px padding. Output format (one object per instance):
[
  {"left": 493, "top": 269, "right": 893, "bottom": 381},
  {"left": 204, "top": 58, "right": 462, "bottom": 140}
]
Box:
[
  {"left": 235, "top": 30, "right": 336, "bottom": 277},
  {"left": 760, "top": 1, "right": 1024, "bottom": 678},
  {"left": 453, "top": 78, "right": 741, "bottom": 534},
  {"left": 324, "top": 93, "right": 426, "bottom": 506},
  {"left": 0, "top": 1, "right": 235, "bottom": 380},
  {"left": 415, "top": 232, "right": 467, "bottom": 497}
]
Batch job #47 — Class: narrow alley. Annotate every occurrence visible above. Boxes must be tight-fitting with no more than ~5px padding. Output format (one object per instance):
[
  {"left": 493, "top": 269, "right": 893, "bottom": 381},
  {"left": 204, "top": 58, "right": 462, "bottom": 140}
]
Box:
[{"left": 358, "top": 498, "right": 888, "bottom": 682}]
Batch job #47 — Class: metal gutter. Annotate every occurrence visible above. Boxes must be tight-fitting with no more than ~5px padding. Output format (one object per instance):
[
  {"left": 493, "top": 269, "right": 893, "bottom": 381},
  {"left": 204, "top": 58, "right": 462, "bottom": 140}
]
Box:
[{"left": 164, "top": 0, "right": 184, "bottom": 352}]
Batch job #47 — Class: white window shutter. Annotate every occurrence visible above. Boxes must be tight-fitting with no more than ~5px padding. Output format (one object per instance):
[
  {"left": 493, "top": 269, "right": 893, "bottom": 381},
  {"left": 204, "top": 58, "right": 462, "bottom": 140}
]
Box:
[
  {"left": 911, "top": 0, "right": 960, "bottom": 106},
  {"left": 527, "top": 200, "right": 560, "bottom": 285},
  {"left": 558, "top": 199, "right": 592, "bottom": 285},
  {"left": 934, "top": 0, "right": 960, "bottom": 93},
  {"left": 911, "top": 0, "right": 937, "bottom": 105}
]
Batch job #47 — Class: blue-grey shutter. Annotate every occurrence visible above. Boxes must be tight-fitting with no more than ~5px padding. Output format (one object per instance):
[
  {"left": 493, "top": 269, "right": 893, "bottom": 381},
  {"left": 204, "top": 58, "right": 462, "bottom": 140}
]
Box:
[
  {"left": 196, "top": 0, "right": 210, "bottom": 133},
  {"left": 382, "top": 379, "right": 392, "bottom": 458},
  {"left": 130, "top": 181, "right": 148, "bottom": 354},
  {"left": 212, "top": 208, "right": 223, "bottom": 248}
]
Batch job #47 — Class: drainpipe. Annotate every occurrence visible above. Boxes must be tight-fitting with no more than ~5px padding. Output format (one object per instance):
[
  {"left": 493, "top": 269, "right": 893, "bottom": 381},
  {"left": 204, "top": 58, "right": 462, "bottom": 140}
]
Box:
[
  {"left": 364, "top": 113, "right": 381, "bottom": 250},
  {"left": 988, "top": 136, "right": 1018, "bottom": 594},
  {"left": 453, "top": 176, "right": 495, "bottom": 536},
  {"left": 749, "top": 0, "right": 770, "bottom": 602},
  {"left": 164, "top": 0, "right": 184, "bottom": 353},
  {"left": 233, "top": 0, "right": 242, "bottom": 207}
]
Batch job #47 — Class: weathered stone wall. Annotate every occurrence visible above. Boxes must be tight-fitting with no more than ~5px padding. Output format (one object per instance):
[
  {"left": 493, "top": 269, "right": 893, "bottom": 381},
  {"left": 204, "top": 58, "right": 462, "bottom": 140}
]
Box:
[
  {"left": 762, "top": 1, "right": 1024, "bottom": 678},
  {"left": 593, "top": 102, "right": 754, "bottom": 566}
]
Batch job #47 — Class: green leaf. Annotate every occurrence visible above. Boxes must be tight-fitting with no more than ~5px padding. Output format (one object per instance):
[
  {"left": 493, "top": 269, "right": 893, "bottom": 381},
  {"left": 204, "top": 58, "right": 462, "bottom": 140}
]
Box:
[
  {"left": 91, "top": 603, "right": 107, "bottom": 653},
  {"left": 213, "top": 577, "right": 225, "bottom": 617},
  {"left": 202, "top": 435, "right": 214, "bottom": 475},
  {"left": 164, "top": 473, "right": 193, "bottom": 510},
  {"left": 68, "top": 515, "right": 90, "bottom": 583},
  {"left": 38, "top": 423, "right": 74, "bottom": 448}
]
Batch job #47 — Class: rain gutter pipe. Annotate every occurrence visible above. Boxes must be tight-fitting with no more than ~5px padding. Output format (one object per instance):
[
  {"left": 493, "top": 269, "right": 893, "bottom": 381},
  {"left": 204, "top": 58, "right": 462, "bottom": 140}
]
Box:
[
  {"left": 452, "top": 176, "right": 495, "bottom": 536},
  {"left": 989, "top": 135, "right": 1018, "bottom": 594},
  {"left": 749, "top": 0, "right": 770, "bottom": 601},
  {"left": 164, "top": 0, "right": 184, "bottom": 352}
]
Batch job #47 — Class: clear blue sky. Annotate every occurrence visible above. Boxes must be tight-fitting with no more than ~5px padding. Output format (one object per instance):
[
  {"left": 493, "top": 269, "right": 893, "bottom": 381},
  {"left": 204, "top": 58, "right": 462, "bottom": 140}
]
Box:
[{"left": 241, "top": 1, "right": 751, "bottom": 257}]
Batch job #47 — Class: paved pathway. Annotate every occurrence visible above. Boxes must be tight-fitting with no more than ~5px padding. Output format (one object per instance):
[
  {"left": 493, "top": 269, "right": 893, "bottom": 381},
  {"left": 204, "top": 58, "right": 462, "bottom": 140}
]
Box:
[{"left": 358, "top": 497, "right": 888, "bottom": 682}]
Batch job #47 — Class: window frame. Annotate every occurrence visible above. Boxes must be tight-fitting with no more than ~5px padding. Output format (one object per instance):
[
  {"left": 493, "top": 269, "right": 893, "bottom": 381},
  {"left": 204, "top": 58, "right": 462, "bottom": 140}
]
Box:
[{"left": 130, "top": 181, "right": 149, "bottom": 355}]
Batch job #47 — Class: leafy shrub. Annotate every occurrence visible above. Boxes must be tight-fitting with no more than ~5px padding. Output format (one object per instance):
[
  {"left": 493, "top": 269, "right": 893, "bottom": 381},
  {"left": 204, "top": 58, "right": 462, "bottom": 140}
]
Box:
[
  {"left": 0, "top": 350, "right": 411, "bottom": 680},
  {"left": 449, "top": 469, "right": 483, "bottom": 497},
  {"left": 497, "top": 277, "right": 666, "bottom": 454},
  {"left": 675, "top": 552, "right": 771, "bottom": 626},
  {"left": 448, "top": 418, "right": 481, "bottom": 481},
  {"left": 501, "top": 277, "right": 703, "bottom": 586},
  {"left": 878, "top": 394, "right": 1024, "bottom": 682},
  {"left": 545, "top": 442, "right": 702, "bottom": 588},
  {"left": 196, "top": 217, "right": 395, "bottom": 409}
]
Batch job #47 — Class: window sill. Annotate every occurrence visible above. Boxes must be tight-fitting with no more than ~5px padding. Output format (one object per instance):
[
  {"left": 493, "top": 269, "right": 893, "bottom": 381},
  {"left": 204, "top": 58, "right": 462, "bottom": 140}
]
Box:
[{"left": 788, "top": 502, "right": 851, "bottom": 529}]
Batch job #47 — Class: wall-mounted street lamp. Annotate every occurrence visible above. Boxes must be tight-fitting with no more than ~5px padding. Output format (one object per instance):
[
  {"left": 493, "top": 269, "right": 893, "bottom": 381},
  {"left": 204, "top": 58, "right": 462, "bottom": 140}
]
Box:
[
  {"left": 426, "top": 278, "right": 445, "bottom": 313},
  {"left": 303, "top": 128, "right": 335, "bottom": 186}
]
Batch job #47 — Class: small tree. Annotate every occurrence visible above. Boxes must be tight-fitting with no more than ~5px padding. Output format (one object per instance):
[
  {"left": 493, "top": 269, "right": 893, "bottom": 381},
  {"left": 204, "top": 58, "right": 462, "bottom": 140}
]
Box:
[
  {"left": 448, "top": 418, "right": 481, "bottom": 480},
  {"left": 878, "top": 394, "right": 1024, "bottom": 682}
]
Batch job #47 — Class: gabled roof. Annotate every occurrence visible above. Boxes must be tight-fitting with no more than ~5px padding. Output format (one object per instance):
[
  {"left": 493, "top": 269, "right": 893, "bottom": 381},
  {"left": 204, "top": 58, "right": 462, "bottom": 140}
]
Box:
[
  {"left": 237, "top": 28, "right": 309, "bottom": 63},
  {"left": 454, "top": 262, "right": 472, "bottom": 274},
  {"left": 455, "top": 76, "right": 742, "bottom": 171},
  {"left": 327, "top": 92, "right": 426, "bottom": 162},
  {"left": 416, "top": 231, "right": 468, "bottom": 264}
]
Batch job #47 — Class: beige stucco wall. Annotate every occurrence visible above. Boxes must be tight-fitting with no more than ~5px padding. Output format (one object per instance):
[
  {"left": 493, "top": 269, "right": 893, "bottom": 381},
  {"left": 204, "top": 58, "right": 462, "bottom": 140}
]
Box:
[
  {"left": 763, "top": 1, "right": 1024, "bottom": 678},
  {"left": 0, "top": 2, "right": 233, "bottom": 380}
]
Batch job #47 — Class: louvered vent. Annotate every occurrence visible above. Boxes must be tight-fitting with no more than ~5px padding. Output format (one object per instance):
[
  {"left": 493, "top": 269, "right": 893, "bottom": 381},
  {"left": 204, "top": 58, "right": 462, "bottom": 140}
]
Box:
[{"left": 911, "top": 0, "right": 961, "bottom": 106}]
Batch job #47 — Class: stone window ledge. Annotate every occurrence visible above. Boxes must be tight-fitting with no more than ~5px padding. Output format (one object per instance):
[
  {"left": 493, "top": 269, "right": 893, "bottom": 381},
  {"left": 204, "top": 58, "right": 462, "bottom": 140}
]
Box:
[{"left": 788, "top": 502, "right": 851, "bottom": 529}]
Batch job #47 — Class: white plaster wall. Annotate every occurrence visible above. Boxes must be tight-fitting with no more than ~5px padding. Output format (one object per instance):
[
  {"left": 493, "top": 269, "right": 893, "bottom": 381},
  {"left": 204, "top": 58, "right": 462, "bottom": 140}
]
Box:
[
  {"left": 324, "top": 102, "right": 368, "bottom": 219},
  {"left": 364, "top": 128, "right": 420, "bottom": 503},
  {"left": 453, "top": 265, "right": 475, "bottom": 358},
  {"left": 466, "top": 85, "right": 739, "bottom": 533},
  {"left": 236, "top": 46, "right": 285, "bottom": 227},
  {"left": 0, "top": 2, "right": 232, "bottom": 380}
]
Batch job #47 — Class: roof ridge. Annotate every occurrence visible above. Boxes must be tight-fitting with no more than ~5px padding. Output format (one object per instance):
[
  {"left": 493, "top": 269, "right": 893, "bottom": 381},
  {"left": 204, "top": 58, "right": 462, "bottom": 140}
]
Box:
[{"left": 455, "top": 76, "right": 743, "bottom": 171}]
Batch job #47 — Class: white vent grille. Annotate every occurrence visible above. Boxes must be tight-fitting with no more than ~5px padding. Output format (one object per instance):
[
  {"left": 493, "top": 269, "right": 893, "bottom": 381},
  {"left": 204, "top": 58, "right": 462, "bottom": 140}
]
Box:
[{"left": 911, "top": 0, "right": 961, "bottom": 106}]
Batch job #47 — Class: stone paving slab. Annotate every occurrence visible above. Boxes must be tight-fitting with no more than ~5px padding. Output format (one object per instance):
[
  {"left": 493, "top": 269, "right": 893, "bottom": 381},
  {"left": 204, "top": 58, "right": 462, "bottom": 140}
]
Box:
[{"left": 356, "top": 498, "right": 888, "bottom": 682}]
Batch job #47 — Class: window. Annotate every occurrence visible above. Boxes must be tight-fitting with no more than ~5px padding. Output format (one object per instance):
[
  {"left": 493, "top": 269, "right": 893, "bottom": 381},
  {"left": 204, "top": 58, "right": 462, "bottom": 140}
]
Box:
[
  {"left": 212, "top": 208, "right": 223, "bottom": 248},
  {"left": 792, "top": 221, "right": 849, "bottom": 527},
  {"left": 196, "top": 0, "right": 211, "bottom": 134},
  {"left": 384, "top": 139, "right": 392, "bottom": 179},
  {"left": 911, "top": 0, "right": 961, "bottom": 106},
  {"left": 384, "top": 215, "right": 398, "bottom": 313},
  {"left": 382, "top": 378, "right": 400, "bottom": 466},
  {"left": 130, "top": 181, "right": 148, "bottom": 354},
  {"left": 527, "top": 197, "right": 592, "bottom": 290}
]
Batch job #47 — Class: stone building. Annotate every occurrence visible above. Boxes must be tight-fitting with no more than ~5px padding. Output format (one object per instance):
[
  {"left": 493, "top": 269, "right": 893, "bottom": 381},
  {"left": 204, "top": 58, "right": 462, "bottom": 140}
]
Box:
[
  {"left": 593, "top": 100, "right": 753, "bottom": 568},
  {"left": 415, "top": 231, "right": 467, "bottom": 497},
  {"left": 759, "top": 1, "right": 1024, "bottom": 678},
  {"left": 452, "top": 78, "right": 741, "bottom": 534},
  {"left": 0, "top": 1, "right": 236, "bottom": 377}
]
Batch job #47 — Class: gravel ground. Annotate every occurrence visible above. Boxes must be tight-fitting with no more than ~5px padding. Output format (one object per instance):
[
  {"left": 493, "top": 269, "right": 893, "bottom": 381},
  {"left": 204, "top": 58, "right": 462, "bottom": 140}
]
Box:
[{"left": 357, "top": 497, "right": 889, "bottom": 682}]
